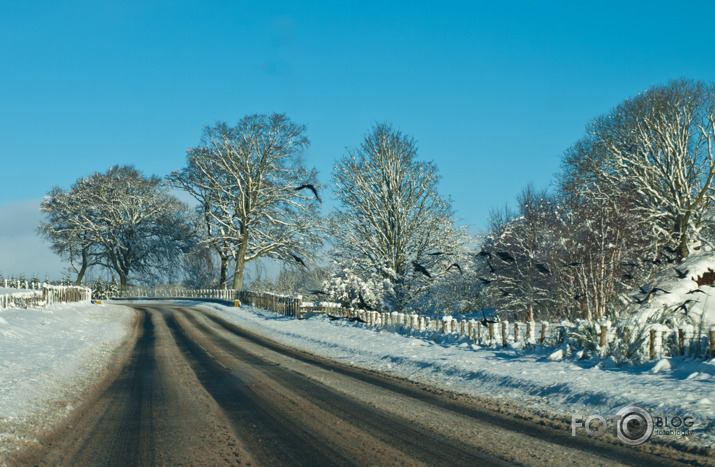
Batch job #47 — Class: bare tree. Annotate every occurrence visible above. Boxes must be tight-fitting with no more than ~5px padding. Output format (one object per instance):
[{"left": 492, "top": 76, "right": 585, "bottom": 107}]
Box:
[
  {"left": 70, "top": 166, "right": 195, "bottom": 290},
  {"left": 170, "top": 114, "right": 324, "bottom": 289},
  {"left": 584, "top": 79, "right": 715, "bottom": 258},
  {"left": 331, "top": 123, "right": 465, "bottom": 310},
  {"left": 168, "top": 140, "right": 234, "bottom": 288},
  {"left": 38, "top": 186, "right": 102, "bottom": 284},
  {"left": 554, "top": 188, "right": 653, "bottom": 321},
  {"left": 477, "top": 186, "right": 559, "bottom": 321}
]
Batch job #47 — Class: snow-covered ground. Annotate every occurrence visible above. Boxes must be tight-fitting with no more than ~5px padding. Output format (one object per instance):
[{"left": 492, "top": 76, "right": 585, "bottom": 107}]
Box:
[
  {"left": 0, "top": 302, "right": 133, "bottom": 457},
  {"left": 197, "top": 301, "right": 715, "bottom": 450}
]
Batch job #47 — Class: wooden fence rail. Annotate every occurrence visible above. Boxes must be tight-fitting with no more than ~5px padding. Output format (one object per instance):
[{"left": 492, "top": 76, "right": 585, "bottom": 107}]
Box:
[{"left": 0, "top": 285, "right": 92, "bottom": 309}]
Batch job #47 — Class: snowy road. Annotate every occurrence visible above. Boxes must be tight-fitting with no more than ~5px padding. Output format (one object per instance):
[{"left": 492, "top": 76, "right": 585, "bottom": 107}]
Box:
[{"left": 11, "top": 303, "right": 703, "bottom": 466}]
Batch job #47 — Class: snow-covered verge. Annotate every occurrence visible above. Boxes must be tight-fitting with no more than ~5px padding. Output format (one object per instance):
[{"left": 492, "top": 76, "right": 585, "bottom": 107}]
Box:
[
  {"left": 0, "top": 302, "right": 134, "bottom": 460},
  {"left": 195, "top": 301, "right": 715, "bottom": 451}
]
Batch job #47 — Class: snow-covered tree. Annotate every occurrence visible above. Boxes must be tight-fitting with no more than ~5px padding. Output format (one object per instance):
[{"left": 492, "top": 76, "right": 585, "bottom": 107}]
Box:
[
  {"left": 551, "top": 189, "right": 654, "bottom": 321},
  {"left": 55, "top": 165, "right": 195, "bottom": 290},
  {"left": 477, "top": 186, "right": 559, "bottom": 321},
  {"left": 168, "top": 144, "right": 235, "bottom": 289},
  {"left": 581, "top": 79, "right": 715, "bottom": 258},
  {"left": 170, "top": 114, "right": 324, "bottom": 289},
  {"left": 38, "top": 185, "right": 103, "bottom": 284},
  {"left": 331, "top": 123, "right": 466, "bottom": 311}
]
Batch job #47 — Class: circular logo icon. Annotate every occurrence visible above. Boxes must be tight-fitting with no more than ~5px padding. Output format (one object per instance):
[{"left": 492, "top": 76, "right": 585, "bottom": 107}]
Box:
[{"left": 615, "top": 405, "right": 653, "bottom": 446}]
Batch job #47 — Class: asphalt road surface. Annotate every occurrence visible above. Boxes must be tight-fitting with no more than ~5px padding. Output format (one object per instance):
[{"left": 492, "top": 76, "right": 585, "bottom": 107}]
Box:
[{"left": 16, "top": 303, "right": 709, "bottom": 466}]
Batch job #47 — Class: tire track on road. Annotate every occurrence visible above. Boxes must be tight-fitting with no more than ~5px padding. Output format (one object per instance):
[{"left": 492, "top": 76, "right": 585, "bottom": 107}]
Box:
[{"left": 172, "top": 307, "right": 508, "bottom": 466}]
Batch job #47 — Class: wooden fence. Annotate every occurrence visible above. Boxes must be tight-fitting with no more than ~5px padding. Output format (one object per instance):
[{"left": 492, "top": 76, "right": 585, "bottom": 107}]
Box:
[
  {"left": 290, "top": 303, "right": 715, "bottom": 360},
  {"left": 116, "top": 288, "right": 715, "bottom": 360},
  {"left": 0, "top": 285, "right": 92, "bottom": 309},
  {"left": 334, "top": 311, "right": 715, "bottom": 360},
  {"left": 119, "top": 288, "right": 303, "bottom": 318}
]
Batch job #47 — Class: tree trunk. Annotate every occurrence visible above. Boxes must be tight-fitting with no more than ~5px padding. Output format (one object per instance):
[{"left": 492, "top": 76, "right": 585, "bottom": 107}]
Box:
[
  {"left": 219, "top": 254, "right": 229, "bottom": 290},
  {"left": 75, "top": 265, "right": 87, "bottom": 286},
  {"left": 74, "top": 247, "right": 89, "bottom": 285},
  {"left": 676, "top": 233, "right": 689, "bottom": 259},
  {"left": 232, "top": 256, "right": 245, "bottom": 290},
  {"left": 232, "top": 231, "right": 249, "bottom": 290}
]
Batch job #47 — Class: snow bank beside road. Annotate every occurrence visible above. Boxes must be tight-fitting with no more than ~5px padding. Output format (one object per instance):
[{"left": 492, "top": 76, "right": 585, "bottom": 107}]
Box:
[
  {"left": 198, "top": 302, "right": 715, "bottom": 450},
  {"left": 0, "top": 303, "right": 133, "bottom": 457}
]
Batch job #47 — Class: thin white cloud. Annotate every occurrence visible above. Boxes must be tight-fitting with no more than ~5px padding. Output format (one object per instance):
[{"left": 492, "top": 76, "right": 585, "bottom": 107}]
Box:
[{"left": 0, "top": 199, "right": 65, "bottom": 280}]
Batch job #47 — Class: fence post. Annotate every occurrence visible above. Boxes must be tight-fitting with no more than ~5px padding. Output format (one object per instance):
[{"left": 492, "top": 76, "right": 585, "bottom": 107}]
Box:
[
  {"left": 476, "top": 322, "right": 482, "bottom": 344},
  {"left": 501, "top": 320, "right": 508, "bottom": 347},
  {"left": 710, "top": 326, "right": 715, "bottom": 359},
  {"left": 653, "top": 325, "right": 666, "bottom": 360},
  {"left": 540, "top": 322, "right": 547, "bottom": 345},
  {"left": 599, "top": 323, "right": 608, "bottom": 348},
  {"left": 678, "top": 328, "right": 685, "bottom": 356},
  {"left": 649, "top": 328, "right": 656, "bottom": 360},
  {"left": 513, "top": 322, "right": 519, "bottom": 343}
]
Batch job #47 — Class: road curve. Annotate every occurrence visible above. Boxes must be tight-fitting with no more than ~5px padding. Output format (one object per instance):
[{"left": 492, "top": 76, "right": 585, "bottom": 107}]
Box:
[{"left": 15, "top": 303, "right": 706, "bottom": 466}]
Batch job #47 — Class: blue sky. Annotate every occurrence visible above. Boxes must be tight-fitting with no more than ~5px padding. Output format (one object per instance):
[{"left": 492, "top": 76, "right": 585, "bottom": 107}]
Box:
[{"left": 2, "top": 0, "right": 715, "bottom": 279}]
